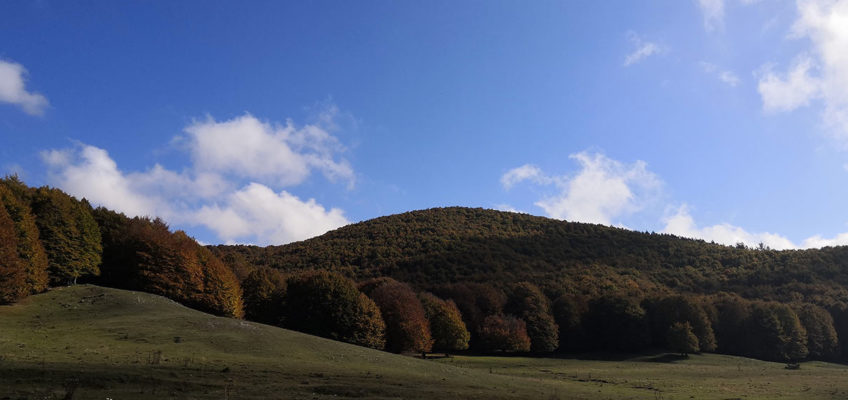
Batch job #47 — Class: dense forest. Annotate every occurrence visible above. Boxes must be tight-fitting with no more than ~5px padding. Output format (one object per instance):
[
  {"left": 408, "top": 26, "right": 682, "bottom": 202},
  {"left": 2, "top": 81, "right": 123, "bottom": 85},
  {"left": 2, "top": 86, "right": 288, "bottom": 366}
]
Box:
[{"left": 4, "top": 177, "right": 848, "bottom": 363}]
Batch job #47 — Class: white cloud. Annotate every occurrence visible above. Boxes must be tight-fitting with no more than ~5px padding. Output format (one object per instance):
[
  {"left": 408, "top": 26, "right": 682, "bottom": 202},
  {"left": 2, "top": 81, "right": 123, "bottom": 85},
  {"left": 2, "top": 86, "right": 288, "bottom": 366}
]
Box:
[
  {"left": 662, "top": 204, "right": 848, "bottom": 250},
  {"left": 503, "top": 152, "right": 662, "bottom": 225},
  {"left": 42, "top": 145, "right": 162, "bottom": 218},
  {"left": 0, "top": 59, "right": 48, "bottom": 116},
  {"left": 720, "top": 71, "right": 742, "bottom": 86},
  {"left": 662, "top": 205, "right": 797, "bottom": 249},
  {"left": 758, "top": 56, "right": 820, "bottom": 112},
  {"left": 757, "top": 0, "right": 848, "bottom": 140},
  {"left": 500, "top": 164, "right": 554, "bottom": 189},
  {"left": 801, "top": 232, "right": 848, "bottom": 248},
  {"left": 180, "top": 113, "right": 354, "bottom": 187},
  {"left": 698, "top": 0, "right": 726, "bottom": 31},
  {"left": 494, "top": 203, "right": 521, "bottom": 213},
  {"left": 696, "top": 0, "right": 763, "bottom": 32},
  {"left": 42, "top": 112, "right": 353, "bottom": 245},
  {"left": 624, "top": 32, "right": 665, "bottom": 67},
  {"left": 701, "top": 62, "right": 742, "bottom": 87},
  {"left": 192, "top": 183, "right": 348, "bottom": 246}
]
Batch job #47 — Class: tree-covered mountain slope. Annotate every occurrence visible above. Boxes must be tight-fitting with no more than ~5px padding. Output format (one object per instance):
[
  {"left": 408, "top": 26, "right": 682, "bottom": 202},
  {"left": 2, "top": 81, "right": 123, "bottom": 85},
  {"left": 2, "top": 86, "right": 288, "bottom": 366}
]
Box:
[{"left": 211, "top": 207, "right": 848, "bottom": 303}]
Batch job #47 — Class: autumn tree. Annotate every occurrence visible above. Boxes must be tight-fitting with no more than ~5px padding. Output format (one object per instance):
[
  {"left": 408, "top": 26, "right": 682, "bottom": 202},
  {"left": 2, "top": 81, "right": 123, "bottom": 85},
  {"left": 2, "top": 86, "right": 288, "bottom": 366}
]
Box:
[
  {"left": 0, "top": 204, "right": 26, "bottom": 303},
  {"left": 505, "top": 282, "right": 559, "bottom": 353},
  {"left": 283, "top": 271, "right": 385, "bottom": 349},
  {"left": 241, "top": 267, "right": 287, "bottom": 324},
  {"left": 433, "top": 282, "right": 506, "bottom": 348},
  {"left": 0, "top": 181, "right": 48, "bottom": 296},
  {"left": 366, "top": 278, "right": 433, "bottom": 353},
  {"left": 93, "top": 210, "right": 244, "bottom": 318},
  {"left": 667, "top": 321, "right": 699, "bottom": 356},
  {"left": 419, "top": 292, "right": 470, "bottom": 351},
  {"left": 29, "top": 187, "right": 101, "bottom": 285},
  {"left": 478, "top": 314, "right": 531, "bottom": 353}
]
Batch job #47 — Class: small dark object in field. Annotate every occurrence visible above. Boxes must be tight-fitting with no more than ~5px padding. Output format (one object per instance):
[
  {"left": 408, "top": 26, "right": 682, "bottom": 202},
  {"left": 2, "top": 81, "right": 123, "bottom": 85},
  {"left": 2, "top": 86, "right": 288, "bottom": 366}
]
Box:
[
  {"left": 785, "top": 363, "right": 800, "bottom": 370},
  {"left": 173, "top": 336, "right": 182, "bottom": 343},
  {"left": 221, "top": 366, "right": 231, "bottom": 373}
]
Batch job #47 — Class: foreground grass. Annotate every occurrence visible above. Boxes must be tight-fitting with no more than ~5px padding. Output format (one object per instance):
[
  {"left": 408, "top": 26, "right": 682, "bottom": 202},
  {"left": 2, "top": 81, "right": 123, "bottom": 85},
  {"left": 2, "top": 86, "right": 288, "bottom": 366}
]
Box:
[
  {"left": 435, "top": 353, "right": 848, "bottom": 399},
  {"left": 0, "top": 285, "right": 566, "bottom": 399},
  {"left": 2, "top": 286, "right": 848, "bottom": 399}
]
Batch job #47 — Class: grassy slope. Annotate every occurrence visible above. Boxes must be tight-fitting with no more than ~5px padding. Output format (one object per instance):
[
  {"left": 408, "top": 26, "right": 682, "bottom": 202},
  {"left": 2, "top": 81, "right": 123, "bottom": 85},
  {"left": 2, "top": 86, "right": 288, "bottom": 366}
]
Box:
[
  {"left": 3, "top": 285, "right": 848, "bottom": 399},
  {"left": 0, "top": 285, "right": 572, "bottom": 399}
]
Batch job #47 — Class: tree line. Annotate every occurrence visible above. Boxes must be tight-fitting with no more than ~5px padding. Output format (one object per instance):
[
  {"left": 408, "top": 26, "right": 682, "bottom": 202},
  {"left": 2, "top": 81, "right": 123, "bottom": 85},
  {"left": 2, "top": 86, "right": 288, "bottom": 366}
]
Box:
[{"left": 0, "top": 177, "right": 846, "bottom": 361}]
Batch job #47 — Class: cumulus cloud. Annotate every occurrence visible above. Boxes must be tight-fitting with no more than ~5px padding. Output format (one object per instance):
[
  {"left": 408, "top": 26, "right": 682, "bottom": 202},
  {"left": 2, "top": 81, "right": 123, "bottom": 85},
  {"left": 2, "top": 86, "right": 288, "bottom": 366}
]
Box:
[
  {"left": 663, "top": 205, "right": 848, "bottom": 250},
  {"left": 42, "top": 112, "right": 353, "bottom": 245},
  {"left": 503, "top": 152, "right": 662, "bottom": 225},
  {"left": 180, "top": 113, "right": 354, "bottom": 187},
  {"left": 624, "top": 32, "right": 665, "bottom": 66},
  {"left": 42, "top": 145, "right": 162, "bottom": 218},
  {"left": 662, "top": 205, "right": 796, "bottom": 249},
  {"left": 757, "top": 0, "right": 848, "bottom": 140},
  {"left": 758, "top": 56, "right": 820, "bottom": 112},
  {"left": 0, "top": 59, "right": 48, "bottom": 115},
  {"left": 192, "top": 183, "right": 348, "bottom": 245},
  {"left": 801, "top": 232, "right": 848, "bottom": 248}
]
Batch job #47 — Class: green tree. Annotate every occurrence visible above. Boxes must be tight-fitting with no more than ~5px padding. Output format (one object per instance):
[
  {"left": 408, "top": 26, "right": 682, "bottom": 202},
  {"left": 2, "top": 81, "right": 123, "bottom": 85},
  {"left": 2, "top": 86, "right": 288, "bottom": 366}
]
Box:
[
  {"left": 505, "top": 282, "right": 559, "bottom": 353},
  {"left": 283, "top": 271, "right": 385, "bottom": 349},
  {"left": 667, "top": 321, "right": 699, "bottom": 356},
  {"left": 644, "top": 295, "right": 716, "bottom": 353},
  {"left": 772, "top": 303, "right": 808, "bottom": 361},
  {"left": 745, "top": 302, "right": 808, "bottom": 362},
  {"left": 419, "top": 292, "right": 470, "bottom": 351},
  {"left": 552, "top": 294, "right": 587, "bottom": 353},
  {"left": 241, "top": 267, "right": 287, "bottom": 324},
  {"left": 583, "top": 295, "right": 650, "bottom": 352},
  {"left": 710, "top": 292, "right": 750, "bottom": 356},
  {"left": 794, "top": 303, "right": 839, "bottom": 360},
  {"left": 30, "top": 187, "right": 101, "bottom": 285}
]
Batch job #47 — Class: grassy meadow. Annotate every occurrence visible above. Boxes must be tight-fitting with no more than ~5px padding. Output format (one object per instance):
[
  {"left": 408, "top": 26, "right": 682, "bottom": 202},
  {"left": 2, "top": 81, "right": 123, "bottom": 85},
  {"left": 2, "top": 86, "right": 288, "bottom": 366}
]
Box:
[{"left": 2, "top": 285, "right": 848, "bottom": 399}]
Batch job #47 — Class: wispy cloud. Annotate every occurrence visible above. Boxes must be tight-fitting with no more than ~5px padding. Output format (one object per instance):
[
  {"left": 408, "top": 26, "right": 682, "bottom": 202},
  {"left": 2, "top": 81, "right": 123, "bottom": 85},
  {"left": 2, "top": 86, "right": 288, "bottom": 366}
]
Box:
[
  {"left": 697, "top": 0, "right": 726, "bottom": 31},
  {"left": 700, "top": 61, "right": 742, "bottom": 87},
  {"left": 0, "top": 59, "right": 48, "bottom": 116},
  {"left": 756, "top": 0, "right": 848, "bottom": 143},
  {"left": 623, "top": 32, "right": 666, "bottom": 67}
]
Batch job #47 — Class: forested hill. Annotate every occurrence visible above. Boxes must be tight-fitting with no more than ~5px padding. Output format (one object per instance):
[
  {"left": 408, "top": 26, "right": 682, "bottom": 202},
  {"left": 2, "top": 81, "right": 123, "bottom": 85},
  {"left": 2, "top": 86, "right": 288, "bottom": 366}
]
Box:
[{"left": 211, "top": 207, "right": 848, "bottom": 303}]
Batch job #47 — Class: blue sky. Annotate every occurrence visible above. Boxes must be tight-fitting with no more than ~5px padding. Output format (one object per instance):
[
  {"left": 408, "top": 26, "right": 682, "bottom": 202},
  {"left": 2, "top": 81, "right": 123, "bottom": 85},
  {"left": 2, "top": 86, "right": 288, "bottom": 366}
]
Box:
[{"left": 2, "top": 0, "right": 848, "bottom": 248}]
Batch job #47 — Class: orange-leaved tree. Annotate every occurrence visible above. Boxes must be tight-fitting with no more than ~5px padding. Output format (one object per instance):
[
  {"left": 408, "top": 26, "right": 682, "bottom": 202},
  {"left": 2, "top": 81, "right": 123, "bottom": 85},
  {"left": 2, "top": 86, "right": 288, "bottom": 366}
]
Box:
[
  {"left": 365, "top": 278, "right": 433, "bottom": 353},
  {"left": 0, "top": 180, "right": 48, "bottom": 300}
]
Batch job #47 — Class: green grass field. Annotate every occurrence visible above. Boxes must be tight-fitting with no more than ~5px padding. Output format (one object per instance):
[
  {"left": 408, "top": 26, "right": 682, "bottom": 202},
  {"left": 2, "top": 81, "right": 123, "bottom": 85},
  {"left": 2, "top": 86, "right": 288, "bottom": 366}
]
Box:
[{"left": 2, "top": 285, "right": 848, "bottom": 399}]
